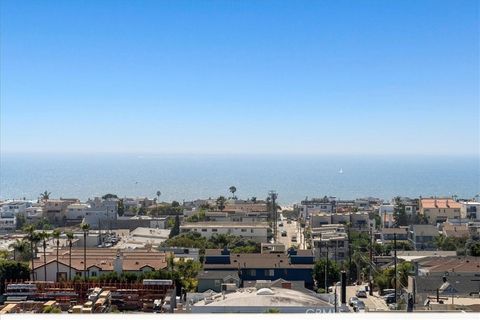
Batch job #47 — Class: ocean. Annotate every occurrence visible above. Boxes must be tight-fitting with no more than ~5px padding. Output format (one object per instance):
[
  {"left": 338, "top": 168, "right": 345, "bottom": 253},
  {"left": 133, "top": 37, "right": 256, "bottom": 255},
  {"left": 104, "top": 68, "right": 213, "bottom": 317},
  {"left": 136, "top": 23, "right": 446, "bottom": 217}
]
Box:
[{"left": 0, "top": 154, "right": 478, "bottom": 205}]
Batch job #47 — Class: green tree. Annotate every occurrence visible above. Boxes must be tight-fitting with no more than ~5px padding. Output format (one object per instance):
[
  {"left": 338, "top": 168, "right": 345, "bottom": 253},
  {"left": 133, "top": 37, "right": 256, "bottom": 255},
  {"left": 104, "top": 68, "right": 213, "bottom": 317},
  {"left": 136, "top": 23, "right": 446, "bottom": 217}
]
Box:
[
  {"left": 16, "top": 214, "right": 27, "bottom": 230},
  {"left": 23, "top": 224, "right": 40, "bottom": 281},
  {"left": 66, "top": 231, "right": 75, "bottom": 281},
  {"left": 9, "top": 239, "right": 28, "bottom": 261},
  {"left": 169, "top": 213, "right": 180, "bottom": 238},
  {"left": 52, "top": 229, "right": 61, "bottom": 280},
  {"left": 229, "top": 186, "right": 237, "bottom": 199},
  {"left": 40, "top": 190, "right": 51, "bottom": 201},
  {"left": 174, "top": 259, "right": 202, "bottom": 292},
  {"left": 393, "top": 197, "right": 409, "bottom": 226},
  {"left": 39, "top": 231, "right": 50, "bottom": 281},
  {"left": 102, "top": 193, "right": 118, "bottom": 200},
  {"left": 117, "top": 199, "right": 125, "bottom": 216},
  {"left": 313, "top": 258, "right": 340, "bottom": 289},
  {"left": 81, "top": 223, "right": 90, "bottom": 281},
  {"left": 0, "top": 259, "right": 30, "bottom": 294},
  {"left": 216, "top": 196, "right": 226, "bottom": 211}
]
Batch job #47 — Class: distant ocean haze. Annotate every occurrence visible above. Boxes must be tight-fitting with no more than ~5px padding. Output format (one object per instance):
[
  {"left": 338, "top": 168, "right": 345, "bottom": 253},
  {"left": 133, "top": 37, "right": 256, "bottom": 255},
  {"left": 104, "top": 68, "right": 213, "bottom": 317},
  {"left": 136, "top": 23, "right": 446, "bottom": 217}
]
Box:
[{"left": 0, "top": 154, "right": 478, "bottom": 205}]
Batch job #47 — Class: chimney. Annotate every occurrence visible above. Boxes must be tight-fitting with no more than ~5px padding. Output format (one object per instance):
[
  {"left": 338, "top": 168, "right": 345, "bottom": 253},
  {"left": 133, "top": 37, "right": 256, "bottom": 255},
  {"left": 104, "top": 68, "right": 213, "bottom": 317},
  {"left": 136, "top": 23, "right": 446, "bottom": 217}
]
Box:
[{"left": 114, "top": 250, "right": 123, "bottom": 274}]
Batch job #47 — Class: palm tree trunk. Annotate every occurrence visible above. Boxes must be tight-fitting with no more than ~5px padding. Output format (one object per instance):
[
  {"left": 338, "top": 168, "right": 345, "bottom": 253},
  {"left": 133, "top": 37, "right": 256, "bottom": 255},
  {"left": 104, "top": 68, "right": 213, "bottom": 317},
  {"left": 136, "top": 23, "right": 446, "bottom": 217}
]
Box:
[
  {"left": 43, "top": 241, "right": 47, "bottom": 281},
  {"left": 56, "top": 239, "right": 59, "bottom": 281},
  {"left": 69, "top": 242, "right": 72, "bottom": 281},
  {"left": 30, "top": 242, "right": 35, "bottom": 281},
  {"left": 83, "top": 232, "right": 87, "bottom": 281}
]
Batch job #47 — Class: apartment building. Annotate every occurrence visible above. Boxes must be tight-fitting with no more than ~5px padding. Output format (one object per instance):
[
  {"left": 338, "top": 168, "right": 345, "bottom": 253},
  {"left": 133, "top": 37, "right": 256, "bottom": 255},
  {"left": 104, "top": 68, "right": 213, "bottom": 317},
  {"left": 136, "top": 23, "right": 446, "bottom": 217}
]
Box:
[
  {"left": 419, "top": 198, "right": 461, "bottom": 225},
  {"left": 180, "top": 222, "right": 269, "bottom": 243},
  {"left": 311, "top": 224, "right": 349, "bottom": 262}
]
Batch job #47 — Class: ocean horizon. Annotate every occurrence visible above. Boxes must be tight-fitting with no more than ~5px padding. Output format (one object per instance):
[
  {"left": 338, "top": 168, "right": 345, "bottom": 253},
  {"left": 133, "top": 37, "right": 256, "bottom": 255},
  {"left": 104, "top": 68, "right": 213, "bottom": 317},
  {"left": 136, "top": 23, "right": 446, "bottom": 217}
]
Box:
[{"left": 0, "top": 153, "right": 479, "bottom": 205}]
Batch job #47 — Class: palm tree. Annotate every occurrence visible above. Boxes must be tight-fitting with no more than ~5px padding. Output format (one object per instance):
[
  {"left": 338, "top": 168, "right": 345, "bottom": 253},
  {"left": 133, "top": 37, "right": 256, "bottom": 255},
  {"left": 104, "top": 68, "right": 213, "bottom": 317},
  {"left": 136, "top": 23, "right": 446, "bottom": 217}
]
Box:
[
  {"left": 23, "top": 224, "right": 39, "bottom": 281},
  {"left": 156, "top": 191, "right": 161, "bottom": 215},
  {"left": 40, "top": 190, "right": 51, "bottom": 201},
  {"left": 52, "top": 229, "right": 61, "bottom": 281},
  {"left": 65, "top": 231, "right": 75, "bottom": 281},
  {"left": 81, "top": 223, "right": 90, "bottom": 281},
  {"left": 39, "top": 231, "right": 50, "bottom": 281},
  {"left": 9, "top": 239, "right": 28, "bottom": 261},
  {"left": 229, "top": 186, "right": 237, "bottom": 199}
]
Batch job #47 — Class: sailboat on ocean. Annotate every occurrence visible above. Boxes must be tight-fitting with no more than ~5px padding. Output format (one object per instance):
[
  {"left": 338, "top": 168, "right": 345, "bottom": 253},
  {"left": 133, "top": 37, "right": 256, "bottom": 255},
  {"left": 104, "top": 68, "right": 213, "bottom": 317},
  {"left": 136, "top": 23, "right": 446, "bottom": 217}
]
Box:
[{"left": 339, "top": 168, "right": 343, "bottom": 174}]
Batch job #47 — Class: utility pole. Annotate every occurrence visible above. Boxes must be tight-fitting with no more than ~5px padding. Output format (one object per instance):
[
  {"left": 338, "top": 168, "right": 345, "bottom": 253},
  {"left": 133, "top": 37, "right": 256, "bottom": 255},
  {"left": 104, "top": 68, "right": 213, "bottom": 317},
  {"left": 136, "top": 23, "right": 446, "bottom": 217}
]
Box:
[
  {"left": 325, "top": 242, "right": 329, "bottom": 291},
  {"left": 269, "top": 191, "right": 278, "bottom": 243},
  {"left": 369, "top": 225, "right": 373, "bottom": 296},
  {"left": 394, "top": 232, "right": 397, "bottom": 304},
  {"left": 348, "top": 224, "right": 352, "bottom": 283}
]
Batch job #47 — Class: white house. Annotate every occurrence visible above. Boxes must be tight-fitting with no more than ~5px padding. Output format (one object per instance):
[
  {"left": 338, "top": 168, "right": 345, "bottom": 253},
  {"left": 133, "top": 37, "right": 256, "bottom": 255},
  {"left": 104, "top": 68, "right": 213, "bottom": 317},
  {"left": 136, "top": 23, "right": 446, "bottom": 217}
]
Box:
[
  {"left": 459, "top": 201, "right": 480, "bottom": 220},
  {"left": 180, "top": 222, "right": 269, "bottom": 243}
]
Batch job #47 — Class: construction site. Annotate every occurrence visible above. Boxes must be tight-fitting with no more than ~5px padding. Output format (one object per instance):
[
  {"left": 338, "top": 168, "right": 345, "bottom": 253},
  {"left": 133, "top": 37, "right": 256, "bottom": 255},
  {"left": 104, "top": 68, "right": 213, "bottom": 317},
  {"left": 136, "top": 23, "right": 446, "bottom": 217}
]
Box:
[{"left": 0, "top": 279, "right": 176, "bottom": 314}]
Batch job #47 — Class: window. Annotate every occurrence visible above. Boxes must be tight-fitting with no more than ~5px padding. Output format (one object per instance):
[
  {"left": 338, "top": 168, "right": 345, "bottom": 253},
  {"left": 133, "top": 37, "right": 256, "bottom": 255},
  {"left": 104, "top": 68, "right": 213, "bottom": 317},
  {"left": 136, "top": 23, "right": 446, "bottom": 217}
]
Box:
[
  {"left": 265, "top": 269, "right": 274, "bottom": 277},
  {"left": 214, "top": 280, "right": 221, "bottom": 287},
  {"left": 212, "top": 228, "right": 218, "bottom": 232},
  {"left": 241, "top": 229, "right": 247, "bottom": 232},
  {"left": 251, "top": 229, "right": 254, "bottom": 233},
  {"left": 201, "top": 229, "right": 207, "bottom": 232},
  {"left": 247, "top": 270, "right": 256, "bottom": 277},
  {"left": 91, "top": 271, "right": 97, "bottom": 277}
]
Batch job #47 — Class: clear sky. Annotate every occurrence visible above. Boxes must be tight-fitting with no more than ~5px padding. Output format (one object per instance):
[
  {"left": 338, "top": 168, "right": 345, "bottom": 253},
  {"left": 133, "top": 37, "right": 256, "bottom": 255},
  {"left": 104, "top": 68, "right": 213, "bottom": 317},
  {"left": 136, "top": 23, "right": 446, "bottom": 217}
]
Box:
[{"left": 1, "top": 0, "right": 478, "bottom": 155}]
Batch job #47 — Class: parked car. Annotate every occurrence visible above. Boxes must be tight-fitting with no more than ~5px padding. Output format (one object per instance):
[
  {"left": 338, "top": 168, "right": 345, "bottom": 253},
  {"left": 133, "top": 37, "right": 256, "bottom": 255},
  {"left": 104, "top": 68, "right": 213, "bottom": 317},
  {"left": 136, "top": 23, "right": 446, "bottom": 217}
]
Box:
[
  {"left": 353, "top": 300, "right": 365, "bottom": 312},
  {"left": 348, "top": 297, "right": 359, "bottom": 307},
  {"left": 384, "top": 293, "right": 396, "bottom": 304},
  {"left": 279, "top": 223, "right": 284, "bottom": 227},
  {"left": 356, "top": 289, "right": 367, "bottom": 298},
  {"left": 281, "top": 231, "right": 287, "bottom": 237}
]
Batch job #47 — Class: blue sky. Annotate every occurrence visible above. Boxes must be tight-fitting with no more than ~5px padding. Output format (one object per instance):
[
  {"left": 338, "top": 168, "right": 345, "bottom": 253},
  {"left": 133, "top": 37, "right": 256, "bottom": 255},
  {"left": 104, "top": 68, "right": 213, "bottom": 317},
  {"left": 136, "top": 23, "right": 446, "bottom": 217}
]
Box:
[{"left": 1, "top": 0, "right": 478, "bottom": 155}]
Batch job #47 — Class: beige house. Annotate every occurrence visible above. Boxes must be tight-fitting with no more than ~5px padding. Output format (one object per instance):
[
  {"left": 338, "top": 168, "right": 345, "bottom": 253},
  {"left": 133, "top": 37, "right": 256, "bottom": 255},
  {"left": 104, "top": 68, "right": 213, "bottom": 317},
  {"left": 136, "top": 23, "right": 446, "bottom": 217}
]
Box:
[
  {"left": 31, "top": 248, "right": 168, "bottom": 281},
  {"left": 419, "top": 198, "right": 461, "bottom": 225}
]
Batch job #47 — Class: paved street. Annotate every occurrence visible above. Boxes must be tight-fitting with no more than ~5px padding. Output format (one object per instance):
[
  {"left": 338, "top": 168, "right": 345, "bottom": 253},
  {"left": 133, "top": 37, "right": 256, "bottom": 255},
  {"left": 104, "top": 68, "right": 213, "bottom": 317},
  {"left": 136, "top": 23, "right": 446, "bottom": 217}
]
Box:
[
  {"left": 345, "top": 284, "right": 389, "bottom": 312},
  {"left": 276, "top": 215, "right": 305, "bottom": 249}
]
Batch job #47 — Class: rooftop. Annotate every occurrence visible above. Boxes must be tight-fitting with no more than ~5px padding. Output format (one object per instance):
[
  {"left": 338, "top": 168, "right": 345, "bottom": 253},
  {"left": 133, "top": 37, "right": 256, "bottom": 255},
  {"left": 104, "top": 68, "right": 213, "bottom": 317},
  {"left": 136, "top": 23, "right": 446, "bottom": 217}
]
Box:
[
  {"left": 32, "top": 248, "right": 168, "bottom": 272},
  {"left": 193, "top": 287, "right": 331, "bottom": 307},
  {"left": 421, "top": 198, "right": 462, "bottom": 209}
]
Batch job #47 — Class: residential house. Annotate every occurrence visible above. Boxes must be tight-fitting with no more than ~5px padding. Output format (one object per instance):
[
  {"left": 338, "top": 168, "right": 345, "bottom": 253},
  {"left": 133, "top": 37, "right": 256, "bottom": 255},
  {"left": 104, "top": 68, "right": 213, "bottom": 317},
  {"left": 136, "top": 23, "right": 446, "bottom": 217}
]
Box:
[
  {"left": 409, "top": 225, "right": 439, "bottom": 250},
  {"left": 380, "top": 227, "right": 409, "bottom": 245},
  {"left": 31, "top": 248, "right": 168, "bottom": 281},
  {"left": 407, "top": 256, "right": 480, "bottom": 305},
  {"left": 296, "top": 197, "right": 336, "bottom": 219},
  {"left": 459, "top": 201, "right": 480, "bottom": 220},
  {"left": 43, "top": 198, "right": 80, "bottom": 225},
  {"left": 202, "top": 248, "right": 316, "bottom": 289},
  {"left": 419, "top": 198, "right": 461, "bottom": 225},
  {"left": 197, "top": 270, "right": 241, "bottom": 292},
  {"left": 441, "top": 222, "right": 470, "bottom": 239},
  {"left": 310, "top": 212, "right": 370, "bottom": 230}
]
